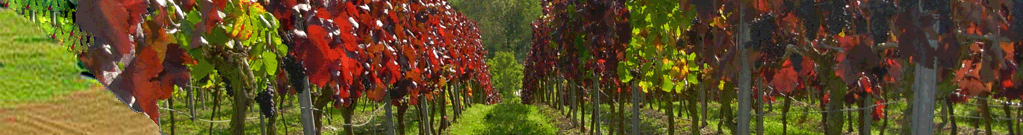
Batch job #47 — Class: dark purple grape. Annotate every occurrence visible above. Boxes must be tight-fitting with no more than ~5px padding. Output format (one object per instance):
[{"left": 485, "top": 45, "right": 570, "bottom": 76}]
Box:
[
  {"left": 1012, "top": 0, "right": 1023, "bottom": 40},
  {"left": 255, "top": 88, "right": 277, "bottom": 118},
  {"left": 925, "top": 0, "right": 952, "bottom": 33},
  {"left": 749, "top": 13, "right": 775, "bottom": 49},
  {"left": 871, "top": 0, "right": 897, "bottom": 17},
  {"left": 223, "top": 78, "right": 234, "bottom": 96},
  {"left": 825, "top": 0, "right": 849, "bottom": 35},
  {"left": 899, "top": 0, "right": 918, "bottom": 12},
  {"left": 791, "top": 54, "right": 804, "bottom": 72},
  {"left": 871, "top": 18, "right": 891, "bottom": 43},
  {"left": 870, "top": 0, "right": 896, "bottom": 44},
  {"left": 283, "top": 54, "right": 308, "bottom": 93},
  {"left": 853, "top": 12, "right": 868, "bottom": 35},
  {"left": 924, "top": 0, "right": 950, "bottom": 16},
  {"left": 692, "top": 0, "right": 715, "bottom": 19},
  {"left": 782, "top": 0, "right": 795, "bottom": 15},
  {"left": 796, "top": 0, "right": 819, "bottom": 40},
  {"left": 870, "top": 67, "right": 887, "bottom": 79}
]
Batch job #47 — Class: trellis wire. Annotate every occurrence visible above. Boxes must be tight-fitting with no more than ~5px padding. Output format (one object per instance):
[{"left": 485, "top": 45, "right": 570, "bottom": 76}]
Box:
[
  {"left": 159, "top": 102, "right": 392, "bottom": 127},
  {"left": 952, "top": 92, "right": 1023, "bottom": 108},
  {"left": 752, "top": 99, "right": 906, "bottom": 116},
  {"left": 750, "top": 96, "right": 1023, "bottom": 122},
  {"left": 160, "top": 107, "right": 258, "bottom": 123},
  {"left": 303, "top": 103, "right": 389, "bottom": 127},
  {"left": 885, "top": 111, "right": 1023, "bottom": 122}
]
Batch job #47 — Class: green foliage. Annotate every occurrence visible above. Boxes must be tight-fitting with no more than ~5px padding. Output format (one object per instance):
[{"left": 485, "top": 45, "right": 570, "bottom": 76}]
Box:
[
  {"left": 170, "top": 0, "right": 284, "bottom": 90},
  {"left": 620, "top": 0, "right": 697, "bottom": 93},
  {"left": 449, "top": 0, "right": 540, "bottom": 60},
  {"left": 6, "top": 0, "right": 88, "bottom": 54},
  {"left": 487, "top": 51, "right": 524, "bottom": 100}
]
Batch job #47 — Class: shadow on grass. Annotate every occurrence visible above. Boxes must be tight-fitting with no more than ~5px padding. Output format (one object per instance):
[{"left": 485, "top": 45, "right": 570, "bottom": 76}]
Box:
[{"left": 479, "top": 103, "right": 557, "bottom": 135}]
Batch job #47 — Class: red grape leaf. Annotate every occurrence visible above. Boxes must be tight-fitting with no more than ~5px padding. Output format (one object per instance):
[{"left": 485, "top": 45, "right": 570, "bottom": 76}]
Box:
[
  {"left": 872, "top": 100, "right": 885, "bottom": 121},
  {"left": 106, "top": 43, "right": 173, "bottom": 123},
  {"left": 771, "top": 59, "right": 799, "bottom": 94},
  {"left": 302, "top": 25, "right": 337, "bottom": 86},
  {"left": 77, "top": 0, "right": 148, "bottom": 56},
  {"left": 859, "top": 76, "right": 873, "bottom": 93}
]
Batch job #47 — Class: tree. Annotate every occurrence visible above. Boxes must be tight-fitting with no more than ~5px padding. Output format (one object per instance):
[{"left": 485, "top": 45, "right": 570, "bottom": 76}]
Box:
[
  {"left": 488, "top": 51, "right": 524, "bottom": 100},
  {"left": 449, "top": 0, "right": 540, "bottom": 61}
]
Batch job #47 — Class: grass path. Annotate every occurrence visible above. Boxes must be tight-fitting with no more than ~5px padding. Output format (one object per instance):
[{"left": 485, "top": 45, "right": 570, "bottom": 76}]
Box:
[
  {"left": 0, "top": 87, "right": 160, "bottom": 135},
  {"left": 447, "top": 102, "right": 559, "bottom": 135}
]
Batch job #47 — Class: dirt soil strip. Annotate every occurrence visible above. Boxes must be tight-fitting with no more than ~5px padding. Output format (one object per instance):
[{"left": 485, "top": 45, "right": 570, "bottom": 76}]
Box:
[{"left": 0, "top": 87, "right": 160, "bottom": 135}]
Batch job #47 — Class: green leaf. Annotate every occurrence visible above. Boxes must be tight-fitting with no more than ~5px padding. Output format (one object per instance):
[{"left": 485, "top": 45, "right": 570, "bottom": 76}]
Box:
[
  {"left": 263, "top": 51, "right": 278, "bottom": 75},
  {"left": 639, "top": 81, "right": 652, "bottom": 93},
  {"left": 190, "top": 59, "right": 214, "bottom": 79},
  {"left": 206, "top": 26, "right": 231, "bottom": 45},
  {"left": 687, "top": 74, "right": 698, "bottom": 85},
  {"left": 186, "top": 10, "right": 201, "bottom": 23},
  {"left": 661, "top": 78, "right": 674, "bottom": 92},
  {"left": 252, "top": 60, "right": 264, "bottom": 73},
  {"left": 618, "top": 62, "right": 633, "bottom": 82}
]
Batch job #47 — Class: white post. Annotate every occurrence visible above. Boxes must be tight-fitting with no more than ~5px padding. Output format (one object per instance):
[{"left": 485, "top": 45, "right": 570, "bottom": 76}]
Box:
[
  {"left": 593, "top": 73, "right": 601, "bottom": 135},
  {"left": 385, "top": 94, "right": 396, "bottom": 135},
  {"left": 862, "top": 95, "right": 872, "bottom": 135},
  {"left": 298, "top": 78, "right": 317, "bottom": 134},
  {"left": 631, "top": 81, "right": 640, "bottom": 134},
  {"left": 421, "top": 94, "right": 431, "bottom": 135},
  {"left": 736, "top": 4, "right": 752, "bottom": 135},
  {"left": 911, "top": 1, "right": 938, "bottom": 133}
]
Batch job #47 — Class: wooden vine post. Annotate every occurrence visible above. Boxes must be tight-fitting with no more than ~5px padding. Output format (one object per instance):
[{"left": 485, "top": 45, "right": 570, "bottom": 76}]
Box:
[
  {"left": 592, "top": 73, "right": 601, "bottom": 135},
  {"left": 420, "top": 93, "right": 432, "bottom": 135},
  {"left": 861, "top": 95, "right": 872, "bottom": 135},
  {"left": 736, "top": 4, "right": 752, "bottom": 135},
  {"left": 297, "top": 77, "right": 317, "bottom": 135},
  {"left": 631, "top": 76, "right": 640, "bottom": 135},
  {"left": 910, "top": 1, "right": 937, "bottom": 134},
  {"left": 756, "top": 78, "right": 764, "bottom": 135},
  {"left": 910, "top": 56, "right": 936, "bottom": 134},
  {"left": 384, "top": 94, "right": 396, "bottom": 135}
]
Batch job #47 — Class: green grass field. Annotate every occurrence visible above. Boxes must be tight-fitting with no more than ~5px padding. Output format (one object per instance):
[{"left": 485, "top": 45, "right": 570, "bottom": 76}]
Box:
[{"left": 0, "top": 9, "right": 96, "bottom": 108}]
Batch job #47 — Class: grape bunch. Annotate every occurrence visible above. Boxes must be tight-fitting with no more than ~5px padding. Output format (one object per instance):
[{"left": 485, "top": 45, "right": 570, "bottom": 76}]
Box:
[
  {"left": 782, "top": 0, "right": 795, "bottom": 15},
  {"left": 1012, "top": 0, "right": 1023, "bottom": 40},
  {"left": 925, "top": 0, "right": 952, "bottom": 34},
  {"left": 282, "top": 55, "right": 307, "bottom": 93},
  {"left": 796, "top": 0, "right": 820, "bottom": 40},
  {"left": 870, "top": 0, "right": 897, "bottom": 44},
  {"left": 224, "top": 78, "right": 234, "bottom": 96},
  {"left": 1015, "top": 0, "right": 1023, "bottom": 64},
  {"left": 791, "top": 53, "right": 804, "bottom": 72},
  {"left": 855, "top": 14, "right": 869, "bottom": 35},
  {"left": 749, "top": 13, "right": 776, "bottom": 49},
  {"left": 691, "top": 0, "right": 715, "bottom": 19},
  {"left": 760, "top": 31, "right": 799, "bottom": 68},
  {"left": 255, "top": 88, "right": 277, "bottom": 118},
  {"left": 923, "top": 0, "right": 950, "bottom": 15},
  {"left": 899, "top": 0, "right": 918, "bottom": 12},
  {"left": 824, "top": 0, "right": 850, "bottom": 35}
]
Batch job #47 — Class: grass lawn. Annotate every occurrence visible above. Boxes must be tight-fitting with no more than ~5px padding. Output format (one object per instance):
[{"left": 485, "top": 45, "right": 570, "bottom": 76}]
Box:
[{"left": 0, "top": 9, "right": 96, "bottom": 108}]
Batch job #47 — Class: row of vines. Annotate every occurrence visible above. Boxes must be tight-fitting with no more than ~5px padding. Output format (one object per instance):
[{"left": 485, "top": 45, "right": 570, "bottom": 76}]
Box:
[
  {"left": 522, "top": 0, "right": 1023, "bottom": 134},
  {"left": 3, "top": 0, "right": 498, "bottom": 134}
]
